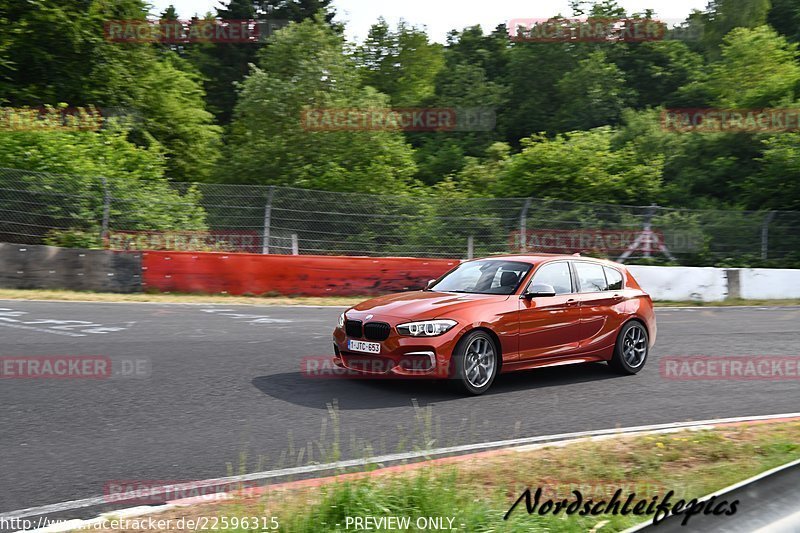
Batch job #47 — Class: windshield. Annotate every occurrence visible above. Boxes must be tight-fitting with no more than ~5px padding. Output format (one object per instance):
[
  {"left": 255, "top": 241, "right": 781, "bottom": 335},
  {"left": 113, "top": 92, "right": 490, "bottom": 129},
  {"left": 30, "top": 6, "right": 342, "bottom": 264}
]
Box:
[{"left": 430, "top": 260, "right": 532, "bottom": 295}]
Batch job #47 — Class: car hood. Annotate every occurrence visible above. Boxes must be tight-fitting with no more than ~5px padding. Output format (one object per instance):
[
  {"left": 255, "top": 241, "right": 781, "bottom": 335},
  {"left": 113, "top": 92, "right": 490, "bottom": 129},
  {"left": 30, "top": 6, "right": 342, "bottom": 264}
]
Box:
[{"left": 351, "top": 291, "right": 509, "bottom": 320}]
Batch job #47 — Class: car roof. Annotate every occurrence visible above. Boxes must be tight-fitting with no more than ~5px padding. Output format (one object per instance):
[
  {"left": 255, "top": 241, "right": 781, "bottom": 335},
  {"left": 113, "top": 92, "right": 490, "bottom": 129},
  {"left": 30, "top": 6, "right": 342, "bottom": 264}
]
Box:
[{"left": 471, "top": 254, "right": 624, "bottom": 268}]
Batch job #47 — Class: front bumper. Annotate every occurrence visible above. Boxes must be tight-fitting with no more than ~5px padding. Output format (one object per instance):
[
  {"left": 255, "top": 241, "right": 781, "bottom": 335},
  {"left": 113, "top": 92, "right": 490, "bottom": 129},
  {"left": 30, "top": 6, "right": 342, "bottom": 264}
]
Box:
[{"left": 332, "top": 320, "right": 461, "bottom": 378}]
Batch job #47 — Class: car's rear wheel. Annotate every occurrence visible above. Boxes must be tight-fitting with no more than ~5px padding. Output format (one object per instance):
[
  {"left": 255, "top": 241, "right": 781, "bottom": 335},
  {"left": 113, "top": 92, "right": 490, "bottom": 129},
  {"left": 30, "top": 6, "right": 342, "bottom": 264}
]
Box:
[
  {"left": 609, "top": 320, "right": 649, "bottom": 374},
  {"left": 451, "top": 330, "right": 498, "bottom": 395}
]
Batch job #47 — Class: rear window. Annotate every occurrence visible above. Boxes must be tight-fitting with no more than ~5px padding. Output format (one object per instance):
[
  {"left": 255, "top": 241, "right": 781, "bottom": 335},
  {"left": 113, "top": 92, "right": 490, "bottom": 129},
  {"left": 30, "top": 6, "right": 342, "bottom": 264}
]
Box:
[{"left": 604, "top": 267, "right": 624, "bottom": 290}]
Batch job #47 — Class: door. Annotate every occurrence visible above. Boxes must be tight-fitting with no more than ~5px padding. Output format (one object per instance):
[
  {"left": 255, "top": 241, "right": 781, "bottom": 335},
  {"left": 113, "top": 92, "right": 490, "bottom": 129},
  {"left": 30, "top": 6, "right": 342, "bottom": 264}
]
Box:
[
  {"left": 572, "top": 261, "right": 628, "bottom": 351},
  {"left": 518, "top": 261, "right": 583, "bottom": 360}
]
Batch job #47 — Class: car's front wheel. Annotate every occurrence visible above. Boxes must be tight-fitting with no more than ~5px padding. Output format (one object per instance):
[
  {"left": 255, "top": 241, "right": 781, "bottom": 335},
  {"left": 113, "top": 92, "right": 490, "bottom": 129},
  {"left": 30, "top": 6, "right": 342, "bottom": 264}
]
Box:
[
  {"left": 451, "top": 330, "right": 498, "bottom": 395},
  {"left": 609, "top": 320, "right": 649, "bottom": 374}
]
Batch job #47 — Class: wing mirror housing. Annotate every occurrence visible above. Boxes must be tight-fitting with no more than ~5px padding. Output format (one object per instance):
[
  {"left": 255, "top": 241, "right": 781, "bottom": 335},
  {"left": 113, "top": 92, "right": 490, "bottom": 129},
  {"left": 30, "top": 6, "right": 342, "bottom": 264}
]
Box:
[
  {"left": 523, "top": 283, "right": 557, "bottom": 299},
  {"left": 426, "top": 279, "right": 438, "bottom": 290}
]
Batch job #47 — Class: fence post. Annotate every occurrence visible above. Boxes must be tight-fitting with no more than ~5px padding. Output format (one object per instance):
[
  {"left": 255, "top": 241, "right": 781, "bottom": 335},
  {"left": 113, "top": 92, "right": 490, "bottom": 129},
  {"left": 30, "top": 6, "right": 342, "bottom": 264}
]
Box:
[
  {"left": 520, "top": 197, "right": 532, "bottom": 252},
  {"left": 643, "top": 205, "right": 655, "bottom": 258},
  {"left": 761, "top": 211, "right": 777, "bottom": 260},
  {"left": 291, "top": 234, "right": 299, "bottom": 255},
  {"left": 262, "top": 185, "right": 275, "bottom": 255},
  {"left": 467, "top": 236, "right": 474, "bottom": 260},
  {"left": 618, "top": 204, "right": 676, "bottom": 263},
  {"left": 100, "top": 177, "right": 110, "bottom": 245}
]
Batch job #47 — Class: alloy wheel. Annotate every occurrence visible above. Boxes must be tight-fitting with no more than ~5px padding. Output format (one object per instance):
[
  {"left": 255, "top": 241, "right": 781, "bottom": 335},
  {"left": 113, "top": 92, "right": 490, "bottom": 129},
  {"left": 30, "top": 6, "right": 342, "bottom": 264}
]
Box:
[
  {"left": 623, "top": 324, "right": 647, "bottom": 368},
  {"left": 464, "top": 337, "right": 496, "bottom": 388}
]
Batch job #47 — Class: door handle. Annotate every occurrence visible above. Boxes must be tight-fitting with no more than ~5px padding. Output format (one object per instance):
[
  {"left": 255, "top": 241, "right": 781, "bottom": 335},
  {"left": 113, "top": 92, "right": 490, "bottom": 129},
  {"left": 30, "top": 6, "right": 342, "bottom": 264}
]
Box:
[{"left": 566, "top": 298, "right": 579, "bottom": 306}]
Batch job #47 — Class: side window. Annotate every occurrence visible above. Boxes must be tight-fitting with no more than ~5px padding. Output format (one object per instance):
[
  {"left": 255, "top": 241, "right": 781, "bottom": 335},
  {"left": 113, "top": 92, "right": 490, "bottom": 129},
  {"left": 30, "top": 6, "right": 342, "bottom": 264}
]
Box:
[
  {"left": 574, "top": 262, "right": 608, "bottom": 292},
  {"left": 604, "top": 267, "right": 624, "bottom": 291},
  {"left": 531, "top": 262, "right": 573, "bottom": 295}
]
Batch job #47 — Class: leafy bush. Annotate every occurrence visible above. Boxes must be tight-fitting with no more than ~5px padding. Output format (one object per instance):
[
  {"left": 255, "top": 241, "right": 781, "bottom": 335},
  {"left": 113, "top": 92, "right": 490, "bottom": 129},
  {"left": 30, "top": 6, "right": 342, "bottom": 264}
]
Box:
[
  {"left": 0, "top": 125, "right": 208, "bottom": 247},
  {"left": 43, "top": 228, "right": 103, "bottom": 249}
]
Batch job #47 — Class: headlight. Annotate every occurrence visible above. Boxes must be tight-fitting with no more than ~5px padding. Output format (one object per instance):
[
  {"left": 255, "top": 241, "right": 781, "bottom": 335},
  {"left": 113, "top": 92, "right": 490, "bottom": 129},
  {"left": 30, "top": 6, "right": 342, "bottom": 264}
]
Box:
[
  {"left": 337, "top": 313, "right": 345, "bottom": 328},
  {"left": 397, "top": 319, "right": 457, "bottom": 337}
]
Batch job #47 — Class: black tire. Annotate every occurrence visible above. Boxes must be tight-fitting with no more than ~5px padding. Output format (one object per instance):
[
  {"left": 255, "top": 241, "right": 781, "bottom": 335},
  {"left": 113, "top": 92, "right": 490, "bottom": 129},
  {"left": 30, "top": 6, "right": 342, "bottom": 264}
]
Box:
[
  {"left": 609, "top": 320, "right": 649, "bottom": 375},
  {"left": 450, "top": 330, "right": 499, "bottom": 395}
]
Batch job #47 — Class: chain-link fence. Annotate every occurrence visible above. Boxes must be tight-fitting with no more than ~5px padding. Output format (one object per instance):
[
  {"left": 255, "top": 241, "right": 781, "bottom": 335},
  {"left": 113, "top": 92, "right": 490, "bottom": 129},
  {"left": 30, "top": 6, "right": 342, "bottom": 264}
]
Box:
[{"left": 1, "top": 167, "right": 798, "bottom": 266}]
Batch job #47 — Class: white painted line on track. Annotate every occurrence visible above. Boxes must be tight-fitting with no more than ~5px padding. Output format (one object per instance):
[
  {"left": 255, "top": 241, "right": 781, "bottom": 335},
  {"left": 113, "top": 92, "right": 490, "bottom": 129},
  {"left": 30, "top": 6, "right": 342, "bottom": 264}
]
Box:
[
  {"left": 0, "top": 299, "right": 349, "bottom": 309},
  {"left": 3, "top": 411, "right": 800, "bottom": 523}
]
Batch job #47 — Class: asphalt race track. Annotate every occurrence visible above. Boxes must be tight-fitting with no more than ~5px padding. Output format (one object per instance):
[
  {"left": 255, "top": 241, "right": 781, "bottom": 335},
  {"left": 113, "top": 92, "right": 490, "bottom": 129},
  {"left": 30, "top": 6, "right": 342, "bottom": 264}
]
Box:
[{"left": 1, "top": 301, "right": 799, "bottom": 515}]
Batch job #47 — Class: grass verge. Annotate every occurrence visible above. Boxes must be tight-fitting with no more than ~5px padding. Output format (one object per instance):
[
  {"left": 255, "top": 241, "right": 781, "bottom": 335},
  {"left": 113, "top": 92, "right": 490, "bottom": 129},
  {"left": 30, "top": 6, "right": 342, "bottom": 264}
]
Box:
[
  {"left": 90, "top": 420, "right": 800, "bottom": 532},
  {"left": 1, "top": 288, "right": 799, "bottom": 307}
]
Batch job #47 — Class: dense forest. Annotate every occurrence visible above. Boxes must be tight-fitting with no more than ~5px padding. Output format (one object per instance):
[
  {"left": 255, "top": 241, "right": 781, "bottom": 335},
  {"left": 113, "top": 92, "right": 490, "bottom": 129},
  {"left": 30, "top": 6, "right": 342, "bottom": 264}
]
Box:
[{"left": 1, "top": 0, "right": 799, "bottom": 212}]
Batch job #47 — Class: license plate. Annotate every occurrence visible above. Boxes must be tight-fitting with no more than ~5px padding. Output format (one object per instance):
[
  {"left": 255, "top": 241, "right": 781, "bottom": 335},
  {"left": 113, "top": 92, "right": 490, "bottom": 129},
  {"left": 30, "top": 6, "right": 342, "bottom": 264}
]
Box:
[{"left": 348, "top": 340, "right": 381, "bottom": 354}]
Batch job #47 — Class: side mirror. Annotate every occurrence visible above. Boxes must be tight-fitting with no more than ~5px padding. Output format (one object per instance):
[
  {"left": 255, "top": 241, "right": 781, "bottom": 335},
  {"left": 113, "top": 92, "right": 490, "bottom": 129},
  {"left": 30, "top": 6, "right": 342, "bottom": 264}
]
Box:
[
  {"left": 426, "top": 279, "right": 438, "bottom": 289},
  {"left": 523, "top": 283, "right": 557, "bottom": 298}
]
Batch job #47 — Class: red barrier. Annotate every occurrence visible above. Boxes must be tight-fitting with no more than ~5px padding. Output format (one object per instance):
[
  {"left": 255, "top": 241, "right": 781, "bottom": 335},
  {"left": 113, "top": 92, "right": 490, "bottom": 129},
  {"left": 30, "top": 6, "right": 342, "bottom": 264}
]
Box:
[{"left": 141, "top": 251, "right": 459, "bottom": 296}]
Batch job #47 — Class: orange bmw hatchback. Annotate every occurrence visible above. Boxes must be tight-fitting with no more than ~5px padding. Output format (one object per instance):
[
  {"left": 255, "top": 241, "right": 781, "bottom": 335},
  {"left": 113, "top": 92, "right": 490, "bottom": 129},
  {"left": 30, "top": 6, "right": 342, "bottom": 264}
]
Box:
[{"left": 333, "top": 255, "right": 656, "bottom": 394}]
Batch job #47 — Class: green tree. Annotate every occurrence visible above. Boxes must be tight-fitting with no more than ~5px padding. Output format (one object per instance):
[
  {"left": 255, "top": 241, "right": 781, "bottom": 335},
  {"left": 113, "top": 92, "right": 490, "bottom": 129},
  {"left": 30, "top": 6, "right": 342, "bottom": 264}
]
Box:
[
  {"left": 747, "top": 134, "right": 800, "bottom": 210},
  {"left": 608, "top": 41, "right": 704, "bottom": 108},
  {"left": 186, "top": 0, "right": 339, "bottom": 125},
  {"left": 260, "top": 0, "right": 338, "bottom": 26},
  {"left": 444, "top": 25, "right": 510, "bottom": 83},
  {"left": 183, "top": 0, "right": 259, "bottom": 124},
  {"left": 0, "top": 0, "right": 148, "bottom": 104},
  {"left": 160, "top": 4, "right": 179, "bottom": 19},
  {"left": 502, "top": 37, "right": 578, "bottom": 143},
  {"left": 555, "top": 50, "right": 633, "bottom": 131},
  {"left": 634, "top": 27, "right": 800, "bottom": 209},
  {"left": 128, "top": 54, "right": 222, "bottom": 182},
  {"left": 224, "top": 16, "right": 417, "bottom": 192},
  {"left": 450, "top": 142, "right": 511, "bottom": 195},
  {"left": 0, "top": 0, "right": 222, "bottom": 182},
  {"left": 768, "top": 0, "right": 800, "bottom": 43},
  {"left": 412, "top": 61, "right": 508, "bottom": 185},
  {"left": 614, "top": 109, "right": 763, "bottom": 208},
  {"left": 701, "top": 26, "right": 800, "bottom": 108},
  {"left": 0, "top": 121, "right": 165, "bottom": 180},
  {"left": 382, "top": 24, "right": 509, "bottom": 186},
  {"left": 698, "top": 0, "right": 772, "bottom": 55},
  {"left": 0, "top": 124, "right": 206, "bottom": 247},
  {"left": 493, "top": 128, "right": 663, "bottom": 204},
  {"left": 674, "top": 25, "right": 800, "bottom": 107},
  {"left": 357, "top": 19, "right": 445, "bottom": 107}
]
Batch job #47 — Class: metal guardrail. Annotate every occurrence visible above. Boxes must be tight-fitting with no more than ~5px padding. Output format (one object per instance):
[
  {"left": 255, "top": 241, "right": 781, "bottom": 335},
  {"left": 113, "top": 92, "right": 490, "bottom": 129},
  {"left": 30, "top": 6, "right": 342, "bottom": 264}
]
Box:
[{"left": 624, "top": 458, "right": 800, "bottom": 532}]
